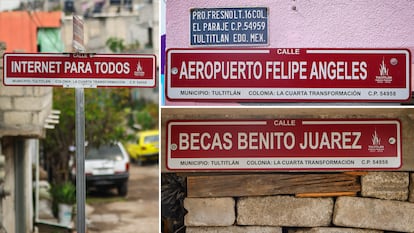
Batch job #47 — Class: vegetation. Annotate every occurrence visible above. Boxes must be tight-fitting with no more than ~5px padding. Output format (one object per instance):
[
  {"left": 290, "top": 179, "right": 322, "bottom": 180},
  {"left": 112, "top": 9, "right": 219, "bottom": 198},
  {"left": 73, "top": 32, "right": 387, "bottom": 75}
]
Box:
[
  {"left": 43, "top": 88, "right": 158, "bottom": 185},
  {"left": 105, "top": 37, "right": 140, "bottom": 53},
  {"left": 50, "top": 182, "right": 76, "bottom": 205},
  {"left": 106, "top": 37, "right": 126, "bottom": 53},
  {"left": 50, "top": 181, "right": 76, "bottom": 218}
]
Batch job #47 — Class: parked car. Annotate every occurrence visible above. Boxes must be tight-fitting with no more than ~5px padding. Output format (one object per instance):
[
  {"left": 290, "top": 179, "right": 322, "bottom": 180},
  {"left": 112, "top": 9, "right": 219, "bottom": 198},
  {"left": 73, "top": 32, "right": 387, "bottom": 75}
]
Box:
[
  {"left": 126, "top": 129, "right": 159, "bottom": 165},
  {"left": 72, "top": 142, "right": 130, "bottom": 196}
]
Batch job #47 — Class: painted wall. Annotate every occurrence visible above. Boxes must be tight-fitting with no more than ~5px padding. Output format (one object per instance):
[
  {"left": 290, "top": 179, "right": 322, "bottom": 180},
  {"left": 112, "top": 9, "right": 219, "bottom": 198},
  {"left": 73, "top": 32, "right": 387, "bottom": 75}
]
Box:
[
  {"left": 165, "top": 0, "right": 414, "bottom": 105},
  {"left": 0, "top": 11, "right": 62, "bottom": 53},
  {"left": 167, "top": 0, "right": 414, "bottom": 51}
]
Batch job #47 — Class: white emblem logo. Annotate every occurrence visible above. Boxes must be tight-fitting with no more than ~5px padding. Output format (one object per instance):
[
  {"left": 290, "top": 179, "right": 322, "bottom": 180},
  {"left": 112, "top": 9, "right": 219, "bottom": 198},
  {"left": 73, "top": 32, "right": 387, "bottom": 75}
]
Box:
[
  {"left": 375, "top": 57, "right": 393, "bottom": 84},
  {"left": 372, "top": 130, "right": 381, "bottom": 146},
  {"left": 368, "top": 129, "right": 385, "bottom": 152},
  {"left": 134, "top": 61, "right": 145, "bottom": 77}
]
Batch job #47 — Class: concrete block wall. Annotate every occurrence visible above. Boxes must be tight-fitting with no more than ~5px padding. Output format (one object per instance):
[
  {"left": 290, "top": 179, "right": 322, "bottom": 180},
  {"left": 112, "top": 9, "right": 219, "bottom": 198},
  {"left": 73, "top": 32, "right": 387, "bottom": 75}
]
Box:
[
  {"left": 0, "top": 86, "right": 52, "bottom": 136},
  {"left": 184, "top": 172, "right": 414, "bottom": 233},
  {"left": 0, "top": 53, "right": 52, "bottom": 137}
]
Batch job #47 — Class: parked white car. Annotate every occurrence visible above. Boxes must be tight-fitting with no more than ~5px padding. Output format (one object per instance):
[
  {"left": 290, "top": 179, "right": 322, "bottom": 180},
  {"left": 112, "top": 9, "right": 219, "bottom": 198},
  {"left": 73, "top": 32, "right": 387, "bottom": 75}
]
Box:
[{"left": 72, "top": 142, "right": 130, "bottom": 196}]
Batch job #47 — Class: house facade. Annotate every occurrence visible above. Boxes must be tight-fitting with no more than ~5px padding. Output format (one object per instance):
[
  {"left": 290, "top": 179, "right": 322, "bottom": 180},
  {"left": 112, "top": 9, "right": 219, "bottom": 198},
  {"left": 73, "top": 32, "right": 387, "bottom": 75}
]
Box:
[{"left": 0, "top": 11, "right": 61, "bottom": 233}]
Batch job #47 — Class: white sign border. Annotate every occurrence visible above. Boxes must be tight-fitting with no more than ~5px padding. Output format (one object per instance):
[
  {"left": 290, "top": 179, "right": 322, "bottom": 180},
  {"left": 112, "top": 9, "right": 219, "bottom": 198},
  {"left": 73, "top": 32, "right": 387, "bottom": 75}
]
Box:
[
  {"left": 166, "top": 120, "right": 402, "bottom": 170},
  {"left": 166, "top": 49, "right": 411, "bottom": 102},
  {"left": 3, "top": 53, "right": 157, "bottom": 88}
]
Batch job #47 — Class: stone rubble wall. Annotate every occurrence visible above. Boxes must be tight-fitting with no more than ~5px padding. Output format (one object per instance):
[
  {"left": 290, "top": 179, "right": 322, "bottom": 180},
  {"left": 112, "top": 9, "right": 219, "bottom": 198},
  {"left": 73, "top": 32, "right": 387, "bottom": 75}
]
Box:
[{"left": 184, "top": 172, "right": 414, "bottom": 233}]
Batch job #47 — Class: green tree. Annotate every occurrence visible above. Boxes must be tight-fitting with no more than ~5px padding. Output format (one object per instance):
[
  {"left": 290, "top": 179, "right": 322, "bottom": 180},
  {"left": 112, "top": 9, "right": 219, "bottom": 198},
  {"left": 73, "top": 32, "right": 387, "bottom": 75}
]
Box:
[
  {"left": 84, "top": 88, "right": 131, "bottom": 146},
  {"left": 131, "top": 102, "right": 158, "bottom": 130},
  {"left": 106, "top": 37, "right": 140, "bottom": 53},
  {"left": 43, "top": 88, "right": 131, "bottom": 184},
  {"left": 105, "top": 37, "right": 125, "bottom": 53}
]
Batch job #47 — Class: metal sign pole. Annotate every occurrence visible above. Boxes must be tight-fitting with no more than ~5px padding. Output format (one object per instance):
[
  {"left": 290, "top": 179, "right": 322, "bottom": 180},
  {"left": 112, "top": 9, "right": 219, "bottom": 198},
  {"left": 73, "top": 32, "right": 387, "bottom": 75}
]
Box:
[
  {"left": 73, "top": 15, "right": 86, "bottom": 233},
  {"left": 75, "top": 88, "right": 86, "bottom": 233}
]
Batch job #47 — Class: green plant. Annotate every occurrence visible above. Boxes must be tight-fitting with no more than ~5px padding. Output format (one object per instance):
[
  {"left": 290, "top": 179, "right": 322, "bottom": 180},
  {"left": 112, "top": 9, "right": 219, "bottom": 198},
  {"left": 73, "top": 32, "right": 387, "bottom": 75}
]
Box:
[
  {"left": 51, "top": 182, "right": 76, "bottom": 205},
  {"left": 106, "top": 37, "right": 125, "bottom": 53}
]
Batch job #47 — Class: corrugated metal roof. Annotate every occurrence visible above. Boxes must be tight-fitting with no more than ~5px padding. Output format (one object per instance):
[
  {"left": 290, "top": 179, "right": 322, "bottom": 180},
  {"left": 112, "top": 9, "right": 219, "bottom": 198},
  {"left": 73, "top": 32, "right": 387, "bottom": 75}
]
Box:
[{"left": 0, "top": 11, "right": 62, "bottom": 53}]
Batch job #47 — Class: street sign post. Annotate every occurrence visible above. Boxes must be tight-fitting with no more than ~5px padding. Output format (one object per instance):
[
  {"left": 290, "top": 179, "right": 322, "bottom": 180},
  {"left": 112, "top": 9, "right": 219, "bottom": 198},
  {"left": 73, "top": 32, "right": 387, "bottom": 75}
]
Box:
[
  {"left": 3, "top": 53, "right": 156, "bottom": 88},
  {"left": 166, "top": 119, "right": 402, "bottom": 170},
  {"left": 73, "top": 15, "right": 86, "bottom": 233},
  {"left": 1, "top": 15, "right": 156, "bottom": 233},
  {"left": 166, "top": 48, "right": 411, "bottom": 102}
]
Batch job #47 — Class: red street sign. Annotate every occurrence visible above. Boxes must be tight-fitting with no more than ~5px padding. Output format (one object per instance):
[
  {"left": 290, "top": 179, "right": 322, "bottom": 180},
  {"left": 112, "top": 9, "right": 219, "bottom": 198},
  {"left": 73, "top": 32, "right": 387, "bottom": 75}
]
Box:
[
  {"left": 3, "top": 53, "right": 156, "bottom": 88},
  {"left": 166, "top": 48, "right": 411, "bottom": 102},
  {"left": 166, "top": 119, "right": 402, "bottom": 170},
  {"left": 72, "top": 16, "right": 85, "bottom": 52}
]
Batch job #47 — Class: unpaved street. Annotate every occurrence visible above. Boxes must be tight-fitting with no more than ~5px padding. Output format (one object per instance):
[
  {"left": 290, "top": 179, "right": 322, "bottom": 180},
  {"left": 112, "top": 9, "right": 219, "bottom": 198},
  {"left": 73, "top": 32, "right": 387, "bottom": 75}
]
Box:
[{"left": 86, "top": 163, "right": 159, "bottom": 233}]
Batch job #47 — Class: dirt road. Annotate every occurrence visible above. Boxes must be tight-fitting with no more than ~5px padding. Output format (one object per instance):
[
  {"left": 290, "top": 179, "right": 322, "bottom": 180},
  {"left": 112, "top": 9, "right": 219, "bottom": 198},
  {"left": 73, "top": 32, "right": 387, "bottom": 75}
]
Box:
[{"left": 87, "top": 163, "right": 159, "bottom": 233}]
